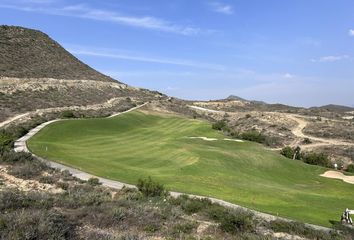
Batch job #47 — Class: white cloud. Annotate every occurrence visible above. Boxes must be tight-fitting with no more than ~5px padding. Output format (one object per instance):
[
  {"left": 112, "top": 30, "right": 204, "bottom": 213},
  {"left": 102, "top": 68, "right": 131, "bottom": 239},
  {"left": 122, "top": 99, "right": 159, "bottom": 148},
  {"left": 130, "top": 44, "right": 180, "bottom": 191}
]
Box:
[
  {"left": 311, "top": 55, "right": 350, "bottom": 63},
  {"left": 210, "top": 2, "right": 233, "bottom": 15},
  {"left": 67, "top": 46, "right": 226, "bottom": 71},
  {"left": 0, "top": 3, "right": 204, "bottom": 35},
  {"left": 349, "top": 29, "right": 354, "bottom": 37},
  {"left": 283, "top": 73, "right": 294, "bottom": 79}
]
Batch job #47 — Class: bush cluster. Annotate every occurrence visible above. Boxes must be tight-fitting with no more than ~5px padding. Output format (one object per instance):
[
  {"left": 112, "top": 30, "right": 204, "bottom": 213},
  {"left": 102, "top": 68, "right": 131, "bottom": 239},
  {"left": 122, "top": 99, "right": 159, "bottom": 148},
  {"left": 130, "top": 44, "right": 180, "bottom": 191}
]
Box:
[
  {"left": 137, "top": 177, "right": 167, "bottom": 197},
  {"left": 302, "top": 152, "right": 331, "bottom": 168},
  {"left": 280, "top": 146, "right": 331, "bottom": 168},
  {"left": 280, "top": 146, "right": 301, "bottom": 160},
  {"left": 212, "top": 120, "right": 229, "bottom": 132},
  {"left": 269, "top": 220, "right": 340, "bottom": 240}
]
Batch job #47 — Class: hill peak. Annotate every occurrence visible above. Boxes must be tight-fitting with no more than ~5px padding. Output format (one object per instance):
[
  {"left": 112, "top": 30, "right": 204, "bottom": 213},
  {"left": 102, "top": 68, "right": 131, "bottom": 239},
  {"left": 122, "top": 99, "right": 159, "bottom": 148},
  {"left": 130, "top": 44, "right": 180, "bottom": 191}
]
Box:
[{"left": 0, "top": 25, "right": 117, "bottom": 82}]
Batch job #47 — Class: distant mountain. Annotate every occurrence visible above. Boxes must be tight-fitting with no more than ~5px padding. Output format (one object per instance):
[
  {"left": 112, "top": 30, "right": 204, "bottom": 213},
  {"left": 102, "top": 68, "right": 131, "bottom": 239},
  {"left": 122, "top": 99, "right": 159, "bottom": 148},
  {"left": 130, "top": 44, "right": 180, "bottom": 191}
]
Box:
[
  {"left": 0, "top": 25, "right": 116, "bottom": 82},
  {"left": 226, "top": 95, "right": 247, "bottom": 101},
  {"left": 225, "top": 95, "right": 267, "bottom": 105},
  {"left": 310, "top": 104, "right": 354, "bottom": 112}
]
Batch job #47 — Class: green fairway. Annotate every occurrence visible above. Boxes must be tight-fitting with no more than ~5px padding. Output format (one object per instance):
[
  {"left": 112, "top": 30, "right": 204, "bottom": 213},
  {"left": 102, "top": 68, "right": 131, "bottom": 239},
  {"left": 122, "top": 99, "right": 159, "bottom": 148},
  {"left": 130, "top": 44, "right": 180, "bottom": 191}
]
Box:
[{"left": 28, "top": 110, "right": 354, "bottom": 226}]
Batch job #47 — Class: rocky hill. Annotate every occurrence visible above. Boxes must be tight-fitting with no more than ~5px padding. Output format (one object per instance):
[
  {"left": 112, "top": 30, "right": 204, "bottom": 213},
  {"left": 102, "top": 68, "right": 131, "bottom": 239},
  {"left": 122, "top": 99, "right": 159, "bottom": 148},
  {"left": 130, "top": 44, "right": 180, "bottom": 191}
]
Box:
[
  {"left": 0, "top": 26, "right": 161, "bottom": 124},
  {"left": 0, "top": 25, "right": 115, "bottom": 82}
]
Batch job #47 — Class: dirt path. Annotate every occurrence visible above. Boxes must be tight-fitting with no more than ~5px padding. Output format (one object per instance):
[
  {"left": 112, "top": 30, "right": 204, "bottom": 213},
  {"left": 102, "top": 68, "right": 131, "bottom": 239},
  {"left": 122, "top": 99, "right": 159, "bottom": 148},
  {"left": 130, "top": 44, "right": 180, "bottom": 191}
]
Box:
[
  {"left": 0, "top": 96, "right": 127, "bottom": 128},
  {"left": 188, "top": 105, "right": 354, "bottom": 150},
  {"left": 286, "top": 114, "right": 354, "bottom": 150}
]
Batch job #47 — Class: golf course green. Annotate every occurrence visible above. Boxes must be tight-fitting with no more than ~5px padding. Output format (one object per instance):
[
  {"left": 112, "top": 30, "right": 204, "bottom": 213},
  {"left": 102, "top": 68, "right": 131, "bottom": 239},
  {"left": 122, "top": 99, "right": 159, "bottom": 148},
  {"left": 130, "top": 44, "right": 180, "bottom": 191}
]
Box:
[{"left": 28, "top": 110, "right": 354, "bottom": 226}]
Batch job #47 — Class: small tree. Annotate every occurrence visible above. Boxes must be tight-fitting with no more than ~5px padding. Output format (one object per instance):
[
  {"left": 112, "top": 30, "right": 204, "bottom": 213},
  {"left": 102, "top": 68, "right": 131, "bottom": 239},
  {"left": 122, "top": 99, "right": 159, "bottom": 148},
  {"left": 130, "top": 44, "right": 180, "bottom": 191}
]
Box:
[
  {"left": 137, "top": 177, "right": 167, "bottom": 197},
  {"left": 280, "top": 146, "right": 295, "bottom": 159},
  {"left": 346, "top": 164, "right": 354, "bottom": 173}
]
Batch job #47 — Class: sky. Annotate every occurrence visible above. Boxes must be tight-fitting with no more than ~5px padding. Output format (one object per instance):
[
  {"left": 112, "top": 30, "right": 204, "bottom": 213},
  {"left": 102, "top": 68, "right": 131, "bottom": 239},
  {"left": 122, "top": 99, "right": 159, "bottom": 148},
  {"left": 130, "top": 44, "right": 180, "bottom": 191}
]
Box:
[{"left": 1, "top": 0, "right": 354, "bottom": 107}]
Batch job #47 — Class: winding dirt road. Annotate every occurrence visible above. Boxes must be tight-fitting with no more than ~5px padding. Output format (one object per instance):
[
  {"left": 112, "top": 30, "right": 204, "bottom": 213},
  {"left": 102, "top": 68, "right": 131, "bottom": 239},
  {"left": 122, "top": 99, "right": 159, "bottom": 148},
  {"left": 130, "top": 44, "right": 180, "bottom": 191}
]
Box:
[
  {"left": 0, "top": 97, "right": 127, "bottom": 128},
  {"left": 287, "top": 114, "right": 354, "bottom": 149}
]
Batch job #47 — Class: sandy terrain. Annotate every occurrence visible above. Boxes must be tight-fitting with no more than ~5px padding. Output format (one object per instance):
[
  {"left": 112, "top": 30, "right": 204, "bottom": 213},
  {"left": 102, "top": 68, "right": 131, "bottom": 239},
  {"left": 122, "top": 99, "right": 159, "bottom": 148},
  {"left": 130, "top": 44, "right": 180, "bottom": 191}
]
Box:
[{"left": 321, "top": 170, "right": 354, "bottom": 185}]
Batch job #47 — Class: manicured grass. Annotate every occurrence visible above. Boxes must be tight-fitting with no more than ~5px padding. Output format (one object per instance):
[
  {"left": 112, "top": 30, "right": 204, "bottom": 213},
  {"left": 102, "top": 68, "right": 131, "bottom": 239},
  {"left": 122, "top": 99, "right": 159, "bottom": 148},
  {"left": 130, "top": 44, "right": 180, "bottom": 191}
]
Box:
[{"left": 28, "top": 110, "right": 354, "bottom": 226}]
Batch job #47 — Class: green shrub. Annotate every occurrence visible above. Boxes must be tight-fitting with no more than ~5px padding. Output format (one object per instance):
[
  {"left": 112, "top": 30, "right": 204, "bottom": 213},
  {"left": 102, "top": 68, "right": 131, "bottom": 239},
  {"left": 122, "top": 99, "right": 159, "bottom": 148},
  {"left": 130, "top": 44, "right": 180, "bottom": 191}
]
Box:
[
  {"left": 219, "top": 209, "right": 255, "bottom": 234},
  {"left": 61, "top": 110, "right": 75, "bottom": 118},
  {"left": 302, "top": 152, "right": 331, "bottom": 167},
  {"left": 280, "top": 146, "right": 301, "bottom": 160},
  {"left": 137, "top": 177, "right": 167, "bottom": 197},
  {"left": 240, "top": 131, "right": 266, "bottom": 144},
  {"left": 212, "top": 120, "right": 229, "bottom": 132},
  {"left": 87, "top": 177, "right": 101, "bottom": 186},
  {"left": 346, "top": 164, "right": 354, "bottom": 173},
  {"left": 280, "top": 146, "right": 295, "bottom": 159}
]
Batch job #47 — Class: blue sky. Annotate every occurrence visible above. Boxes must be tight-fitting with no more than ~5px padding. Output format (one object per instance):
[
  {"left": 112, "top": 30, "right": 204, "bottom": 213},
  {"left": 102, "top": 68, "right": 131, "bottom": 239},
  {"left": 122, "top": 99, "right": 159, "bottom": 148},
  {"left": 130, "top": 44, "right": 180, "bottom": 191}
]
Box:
[{"left": 1, "top": 0, "right": 354, "bottom": 107}]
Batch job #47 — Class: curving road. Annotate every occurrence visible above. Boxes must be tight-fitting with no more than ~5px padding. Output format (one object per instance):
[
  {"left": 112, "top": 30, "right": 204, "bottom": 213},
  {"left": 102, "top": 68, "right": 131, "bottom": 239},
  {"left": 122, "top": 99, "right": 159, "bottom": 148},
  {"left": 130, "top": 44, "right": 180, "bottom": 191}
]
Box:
[
  {"left": 286, "top": 114, "right": 354, "bottom": 149},
  {"left": 0, "top": 97, "right": 128, "bottom": 128}
]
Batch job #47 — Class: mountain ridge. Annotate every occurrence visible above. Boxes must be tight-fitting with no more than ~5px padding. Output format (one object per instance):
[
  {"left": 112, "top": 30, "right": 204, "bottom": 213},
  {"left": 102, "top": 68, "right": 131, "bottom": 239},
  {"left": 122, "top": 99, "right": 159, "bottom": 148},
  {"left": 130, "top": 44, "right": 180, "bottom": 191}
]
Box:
[{"left": 0, "top": 25, "right": 117, "bottom": 82}]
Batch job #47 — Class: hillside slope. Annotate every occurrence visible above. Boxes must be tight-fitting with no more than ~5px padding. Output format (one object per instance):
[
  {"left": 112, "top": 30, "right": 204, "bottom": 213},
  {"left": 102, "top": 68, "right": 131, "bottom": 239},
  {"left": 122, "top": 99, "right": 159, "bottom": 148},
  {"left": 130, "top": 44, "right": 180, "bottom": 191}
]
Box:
[
  {"left": 0, "top": 25, "right": 115, "bottom": 82},
  {"left": 0, "top": 26, "right": 162, "bottom": 124}
]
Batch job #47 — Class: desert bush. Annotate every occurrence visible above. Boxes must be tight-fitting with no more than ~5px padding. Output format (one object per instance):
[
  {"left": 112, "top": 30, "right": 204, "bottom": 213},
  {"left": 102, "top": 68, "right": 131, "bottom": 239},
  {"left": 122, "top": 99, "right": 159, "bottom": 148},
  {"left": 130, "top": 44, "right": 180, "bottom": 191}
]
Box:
[
  {"left": 56, "top": 181, "right": 69, "bottom": 190},
  {"left": 269, "top": 219, "right": 339, "bottom": 240},
  {"left": 219, "top": 209, "right": 255, "bottom": 234},
  {"left": 59, "top": 184, "right": 111, "bottom": 208},
  {"left": 39, "top": 175, "right": 56, "bottom": 184},
  {"left": 0, "top": 209, "right": 75, "bottom": 240},
  {"left": 87, "top": 177, "right": 101, "bottom": 186},
  {"left": 182, "top": 198, "right": 212, "bottom": 214},
  {"left": 303, "top": 138, "right": 312, "bottom": 144},
  {"left": 0, "top": 149, "right": 34, "bottom": 163},
  {"left": 171, "top": 222, "right": 197, "bottom": 235},
  {"left": 0, "top": 188, "right": 53, "bottom": 211},
  {"left": 137, "top": 177, "right": 167, "bottom": 197},
  {"left": 9, "top": 160, "right": 48, "bottom": 179},
  {"left": 302, "top": 152, "right": 331, "bottom": 168}
]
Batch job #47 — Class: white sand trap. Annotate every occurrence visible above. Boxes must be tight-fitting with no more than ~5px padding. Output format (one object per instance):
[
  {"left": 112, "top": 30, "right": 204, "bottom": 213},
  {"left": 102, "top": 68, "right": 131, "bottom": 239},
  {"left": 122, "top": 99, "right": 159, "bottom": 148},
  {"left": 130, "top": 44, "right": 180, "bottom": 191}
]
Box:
[
  {"left": 223, "top": 138, "right": 244, "bottom": 142},
  {"left": 189, "top": 137, "right": 218, "bottom": 141},
  {"left": 320, "top": 171, "right": 354, "bottom": 185}
]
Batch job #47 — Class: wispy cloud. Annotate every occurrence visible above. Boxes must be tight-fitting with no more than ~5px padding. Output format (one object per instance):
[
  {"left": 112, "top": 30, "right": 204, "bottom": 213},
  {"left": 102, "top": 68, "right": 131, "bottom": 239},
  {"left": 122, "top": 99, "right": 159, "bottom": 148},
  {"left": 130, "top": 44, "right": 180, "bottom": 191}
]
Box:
[
  {"left": 209, "top": 2, "right": 233, "bottom": 15},
  {"left": 0, "top": 2, "right": 204, "bottom": 35},
  {"left": 349, "top": 29, "right": 354, "bottom": 37},
  {"left": 311, "top": 55, "right": 350, "bottom": 63},
  {"left": 68, "top": 46, "right": 226, "bottom": 71},
  {"left": 283, "top": 73, "right": 294, "bottom": 79}
]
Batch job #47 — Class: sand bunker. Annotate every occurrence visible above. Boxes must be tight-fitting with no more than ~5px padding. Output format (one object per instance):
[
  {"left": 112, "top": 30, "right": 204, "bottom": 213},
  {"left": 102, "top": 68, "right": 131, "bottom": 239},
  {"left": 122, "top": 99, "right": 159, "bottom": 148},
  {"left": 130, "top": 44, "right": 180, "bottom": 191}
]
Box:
[
  {"left": 188, "top": 137, "right": 244, "bottom": 143},
  {"left": 223, "top": 138, "right": 244, "bottom": 142},
  {"left": 320, "top": 171, "right": 354, "bottom": 185},
  {"left": 189, "top": 137, "right": 218, "bottom": 141}
]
